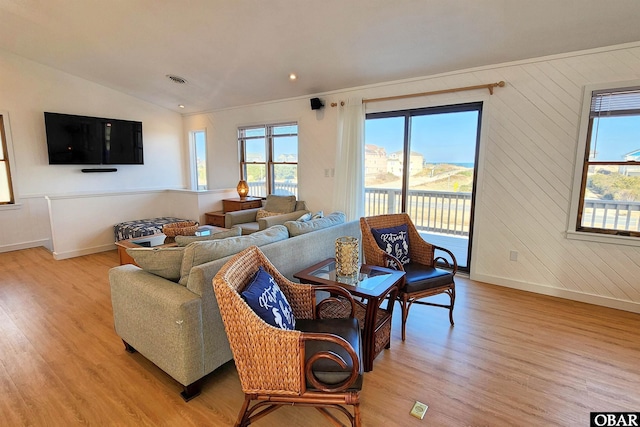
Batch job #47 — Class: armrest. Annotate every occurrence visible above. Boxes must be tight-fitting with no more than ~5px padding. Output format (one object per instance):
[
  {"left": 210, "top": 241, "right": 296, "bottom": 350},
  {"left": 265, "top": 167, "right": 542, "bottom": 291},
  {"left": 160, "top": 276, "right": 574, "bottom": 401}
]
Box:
[
  {"left": 301, "top": 332, "right": 360, "bottom": 392},
  {"left": 110, "top": 265, "right": 200, "bottom": 307},
  {"left": 312, "top": 285, "right": 357, "bottom": 319},
  {"left": 434, "top": 245, "right": 458, "bottom": 275},
  {"left": 258, "top": 209, "right": 310, "bottom": 230},
  {"left": 110, "top": 266, "right": 202, "bottom": 328},
  {"left": 109, "top": 265, "right": 204, "bottom": 385},
  {"left": 224, "top": 208, "right": 259, "bottom": 228},
  {"left": 409, "top": 233, "right": 458, "bottom": 274}
]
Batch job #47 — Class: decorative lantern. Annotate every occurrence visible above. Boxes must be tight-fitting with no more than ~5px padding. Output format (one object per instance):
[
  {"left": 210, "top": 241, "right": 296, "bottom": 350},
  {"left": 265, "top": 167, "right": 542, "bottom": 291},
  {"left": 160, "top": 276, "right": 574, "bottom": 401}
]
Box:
[
  {"left": 335, "top": 236, "right": 359, "bottom": 278},
  {"left": 236, "top": 180, "right": 249, "bottom": 200}
]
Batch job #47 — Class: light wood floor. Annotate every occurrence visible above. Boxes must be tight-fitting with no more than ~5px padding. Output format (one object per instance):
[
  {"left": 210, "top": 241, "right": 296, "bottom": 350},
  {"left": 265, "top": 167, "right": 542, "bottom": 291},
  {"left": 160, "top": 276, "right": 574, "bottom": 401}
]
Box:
[{"left": 1, "top": 247, "right": 640, "bottom": 426}]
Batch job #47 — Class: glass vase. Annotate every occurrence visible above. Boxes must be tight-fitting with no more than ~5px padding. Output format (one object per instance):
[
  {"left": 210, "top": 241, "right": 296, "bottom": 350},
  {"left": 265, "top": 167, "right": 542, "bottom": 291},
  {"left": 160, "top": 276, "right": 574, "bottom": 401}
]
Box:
[{"left": 335, "top": 236, "right": 359, "bottom": 278}]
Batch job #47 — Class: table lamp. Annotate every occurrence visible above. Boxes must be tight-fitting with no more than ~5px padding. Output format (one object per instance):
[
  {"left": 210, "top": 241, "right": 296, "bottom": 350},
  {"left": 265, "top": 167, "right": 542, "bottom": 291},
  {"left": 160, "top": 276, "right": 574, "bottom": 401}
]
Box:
[{"left": 236, "top": 180, "right": 249, "bottom": 200}]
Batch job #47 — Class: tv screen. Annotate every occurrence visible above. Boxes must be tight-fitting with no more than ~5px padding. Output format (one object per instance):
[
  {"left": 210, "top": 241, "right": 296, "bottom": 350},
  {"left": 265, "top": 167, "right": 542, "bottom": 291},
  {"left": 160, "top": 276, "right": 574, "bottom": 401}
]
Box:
[{"left": 44, "top": 112, "right": 143, "bottom": 165}]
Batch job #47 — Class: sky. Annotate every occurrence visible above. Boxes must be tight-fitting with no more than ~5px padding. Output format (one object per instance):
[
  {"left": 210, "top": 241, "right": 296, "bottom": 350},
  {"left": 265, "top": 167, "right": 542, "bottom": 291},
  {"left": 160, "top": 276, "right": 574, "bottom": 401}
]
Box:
[
  {"left": 365, "top": 112, "right": 640, "bottom": 163},
  {"left": 365, "top": 111, "right": 480, "bottom": 164},
  {"left": 590, "top": 116, "right": 640, "bottom": 160}
]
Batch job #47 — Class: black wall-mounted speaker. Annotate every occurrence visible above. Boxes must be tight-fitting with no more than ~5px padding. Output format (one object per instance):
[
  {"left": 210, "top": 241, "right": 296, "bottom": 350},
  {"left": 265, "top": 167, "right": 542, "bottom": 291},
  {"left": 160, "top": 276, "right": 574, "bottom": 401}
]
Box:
[{"left": 310, "top": 98, "right": 324, "bottom": 110}]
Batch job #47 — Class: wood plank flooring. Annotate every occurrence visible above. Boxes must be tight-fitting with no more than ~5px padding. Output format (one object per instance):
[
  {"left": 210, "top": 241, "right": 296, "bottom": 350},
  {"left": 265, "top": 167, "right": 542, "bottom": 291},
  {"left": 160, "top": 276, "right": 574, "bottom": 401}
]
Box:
[{"left": 1, "top": 247, "right": 640, "bottom": 426}]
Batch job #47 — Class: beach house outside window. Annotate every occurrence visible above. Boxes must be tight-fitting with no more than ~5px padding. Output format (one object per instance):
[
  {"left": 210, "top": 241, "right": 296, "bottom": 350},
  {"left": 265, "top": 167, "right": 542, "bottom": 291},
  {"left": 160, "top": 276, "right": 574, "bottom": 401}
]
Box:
[
  {"left": 238, "top": 123, "right": 298, "bottom": 198},
  {"left": 573, "top": 85, "right": 640, "bottom": 239}
]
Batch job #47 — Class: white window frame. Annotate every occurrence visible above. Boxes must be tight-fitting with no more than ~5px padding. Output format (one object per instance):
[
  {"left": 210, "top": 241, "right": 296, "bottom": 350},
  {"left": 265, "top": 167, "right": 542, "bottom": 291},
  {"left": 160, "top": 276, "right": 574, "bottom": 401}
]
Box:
[
  {"left": 0, "top": 111, "right": 18, "bottom": 209},
  {"left": 189, "top": 129, "right": 208, "bottom": 191},
  {"left": 567, "top": 80, "right": 640, "bottom": 247},
  {"left": 238, "top": 122, "right": 298, "bottom": 197}
]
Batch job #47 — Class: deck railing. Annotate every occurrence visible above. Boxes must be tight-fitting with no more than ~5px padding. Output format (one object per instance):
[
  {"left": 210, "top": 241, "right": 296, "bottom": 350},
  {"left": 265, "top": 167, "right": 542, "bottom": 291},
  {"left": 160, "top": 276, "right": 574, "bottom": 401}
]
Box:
[
  {"left": 247, "top": 183, "right": 640, "bottom": 235},
  {"left": 247, "top": 182, "right": 298, "bottom": 198},
  {"left": 365, "top": 188, "right": 472, "bottom": 236},
  {"left": 582, "top": 199, "right": 640, "bottom": 232}
]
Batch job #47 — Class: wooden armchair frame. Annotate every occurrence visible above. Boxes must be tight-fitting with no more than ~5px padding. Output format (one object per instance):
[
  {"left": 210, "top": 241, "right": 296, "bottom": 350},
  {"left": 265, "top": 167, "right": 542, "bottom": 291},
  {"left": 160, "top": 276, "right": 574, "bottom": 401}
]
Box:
[
  {"left": 360, "top": 213, "right": 457, "bottom": 341},
  {"left": 213, "top": 245, "right": 363, "bottom": 427}
]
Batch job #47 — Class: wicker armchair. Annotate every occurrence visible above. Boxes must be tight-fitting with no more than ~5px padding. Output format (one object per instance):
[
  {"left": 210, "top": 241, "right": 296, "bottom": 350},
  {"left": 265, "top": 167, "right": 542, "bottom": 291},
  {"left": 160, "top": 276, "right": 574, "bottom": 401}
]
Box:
[
  {"left": 360, "top": 213, "right": 457, "bottom": 341},
  {"left": 213, "top": 245, "right": 363, "bottom": 427}
]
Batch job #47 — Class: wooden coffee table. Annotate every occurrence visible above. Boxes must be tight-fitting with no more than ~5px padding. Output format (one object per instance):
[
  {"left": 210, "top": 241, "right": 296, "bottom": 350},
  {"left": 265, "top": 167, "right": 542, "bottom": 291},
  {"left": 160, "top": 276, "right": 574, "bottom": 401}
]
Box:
[
  {"left": 115, "top": 225, "right": 228, "bottom": 266},
  {"left": 294, "top": 258, "right": 405, "bottom": 371}
]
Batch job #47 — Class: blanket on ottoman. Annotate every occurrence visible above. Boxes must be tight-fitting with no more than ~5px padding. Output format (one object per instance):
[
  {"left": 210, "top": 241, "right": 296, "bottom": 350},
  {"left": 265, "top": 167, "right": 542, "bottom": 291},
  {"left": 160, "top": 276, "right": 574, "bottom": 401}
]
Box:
[{"left": 114, "top": 217, "right": 192, "bottom": 241}]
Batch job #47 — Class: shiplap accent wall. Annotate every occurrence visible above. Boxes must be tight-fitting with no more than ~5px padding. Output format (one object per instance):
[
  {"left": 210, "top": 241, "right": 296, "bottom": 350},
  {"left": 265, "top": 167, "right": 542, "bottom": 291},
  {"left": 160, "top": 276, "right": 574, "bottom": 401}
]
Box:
[{"left": 469, "top": 46, "right": 640, "bottom": 311}]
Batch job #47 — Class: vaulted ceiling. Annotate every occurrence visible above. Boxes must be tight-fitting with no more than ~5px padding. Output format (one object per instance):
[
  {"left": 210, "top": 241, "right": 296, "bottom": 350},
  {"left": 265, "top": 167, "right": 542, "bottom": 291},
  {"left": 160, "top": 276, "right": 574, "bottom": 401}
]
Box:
[{"left": 2, "top": 0, "right": 640, "bottom": 114}]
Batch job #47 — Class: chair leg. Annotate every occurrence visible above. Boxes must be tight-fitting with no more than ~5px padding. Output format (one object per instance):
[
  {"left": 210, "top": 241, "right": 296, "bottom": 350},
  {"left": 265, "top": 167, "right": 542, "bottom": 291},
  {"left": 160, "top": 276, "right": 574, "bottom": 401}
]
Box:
[
  {"left": 398, "top": 296, "right": 410, "bottom": 341},
  {"left": 354, "top": 401, "right": 362, "bottom": 427},
  {"left": 235, "top": 395, "right": 253, "bottom": 427},
  {"left": 448, "top": 285, "right": 456, "bottom": 326}
]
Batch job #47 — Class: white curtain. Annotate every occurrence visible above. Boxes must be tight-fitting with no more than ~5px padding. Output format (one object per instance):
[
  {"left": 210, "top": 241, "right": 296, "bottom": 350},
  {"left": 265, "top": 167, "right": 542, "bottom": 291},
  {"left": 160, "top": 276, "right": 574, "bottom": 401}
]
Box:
[{"left": 332, "top": 98, "right": 365, "bottom": 221}]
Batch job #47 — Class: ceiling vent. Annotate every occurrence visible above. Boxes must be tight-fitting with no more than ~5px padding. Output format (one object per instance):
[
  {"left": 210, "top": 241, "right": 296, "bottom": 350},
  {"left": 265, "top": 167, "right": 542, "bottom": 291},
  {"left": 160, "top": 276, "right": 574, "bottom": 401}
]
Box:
[{"left": 166, "top": 74, "right": 188, "bottom": 84}]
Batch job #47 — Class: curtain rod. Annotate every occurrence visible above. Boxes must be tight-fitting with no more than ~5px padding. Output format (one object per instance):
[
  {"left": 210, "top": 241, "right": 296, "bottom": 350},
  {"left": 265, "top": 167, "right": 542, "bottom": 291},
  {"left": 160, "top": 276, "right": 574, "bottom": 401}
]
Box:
[{"left": 330, "top": 81, "right": 505, "bottom": 107}]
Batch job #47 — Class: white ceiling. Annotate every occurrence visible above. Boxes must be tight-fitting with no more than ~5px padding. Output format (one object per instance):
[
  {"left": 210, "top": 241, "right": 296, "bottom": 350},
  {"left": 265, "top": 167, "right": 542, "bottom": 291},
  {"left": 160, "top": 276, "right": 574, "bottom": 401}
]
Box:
[{"left": 2, "top": 0, "right": 640, "bottom": 114}]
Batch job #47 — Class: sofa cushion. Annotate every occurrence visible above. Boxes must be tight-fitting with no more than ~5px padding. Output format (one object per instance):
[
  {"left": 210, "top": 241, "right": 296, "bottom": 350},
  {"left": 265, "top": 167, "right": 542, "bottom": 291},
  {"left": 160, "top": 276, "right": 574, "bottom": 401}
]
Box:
[
  {"left": 174, "top": 226, "right": 242, "bottom": 246},
  {"left": 125, "top": 247, "right": 185, "bottom": 282},
  {"left": 238, "top": 221, "right": 260, "bottom": 234},
  {"left": 179, "top": 225, "right": 289, "bottom": 285},
  {"left": 294, "top": 201, "right": 307, "bottom": 211},
  {"left": 264, "top": 195, "right": 297, "bottom": 214},
  {"left": 241, "top": 267, "right": 296, "bottom": 330},
  {"left": 284, "top": 212, "right": 346, "bottom": 237},
  {"left": 371, "top": 224, "right": 411, "bottom": 268}
]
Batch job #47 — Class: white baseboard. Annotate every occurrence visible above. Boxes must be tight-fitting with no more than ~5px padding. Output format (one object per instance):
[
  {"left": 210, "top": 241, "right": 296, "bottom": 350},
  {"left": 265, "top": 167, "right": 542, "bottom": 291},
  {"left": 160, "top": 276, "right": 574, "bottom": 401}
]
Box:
[
  {"left": 52, "top": 243, "right": 116, "bottom": 260},
  {"left": 471, "top": 273, "right": 640, "bottom": 314},
  {"left": 0, "top": 239, "right": 51, "bottom": 254}
]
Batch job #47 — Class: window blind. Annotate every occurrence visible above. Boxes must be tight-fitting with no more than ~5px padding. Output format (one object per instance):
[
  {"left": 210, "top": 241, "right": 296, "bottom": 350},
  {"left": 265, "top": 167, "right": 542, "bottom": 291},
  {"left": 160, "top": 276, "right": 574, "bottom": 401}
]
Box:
[{"left": 590, "top": 86, "right": 640, "bottom": 117}]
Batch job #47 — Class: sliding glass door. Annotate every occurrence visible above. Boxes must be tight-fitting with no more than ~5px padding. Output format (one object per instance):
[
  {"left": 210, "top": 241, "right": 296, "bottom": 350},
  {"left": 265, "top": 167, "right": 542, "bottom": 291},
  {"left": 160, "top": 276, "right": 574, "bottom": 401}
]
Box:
[{"left": 364, "top": 102, "right": 482, "bottom": 270}]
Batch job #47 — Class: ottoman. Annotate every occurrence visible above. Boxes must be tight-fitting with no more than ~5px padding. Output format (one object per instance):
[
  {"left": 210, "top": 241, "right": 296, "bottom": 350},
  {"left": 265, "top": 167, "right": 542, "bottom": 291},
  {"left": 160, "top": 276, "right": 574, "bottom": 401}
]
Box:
[{"left": 114, "top": 217, "right": 192, "bottom": 241}]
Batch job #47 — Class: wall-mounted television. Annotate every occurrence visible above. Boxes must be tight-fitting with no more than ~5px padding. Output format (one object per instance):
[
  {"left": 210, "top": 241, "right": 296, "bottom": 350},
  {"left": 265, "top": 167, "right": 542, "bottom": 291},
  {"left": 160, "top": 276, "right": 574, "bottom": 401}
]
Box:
[{"left": 44, "top": 112, "right": 143, "bottom": 165}]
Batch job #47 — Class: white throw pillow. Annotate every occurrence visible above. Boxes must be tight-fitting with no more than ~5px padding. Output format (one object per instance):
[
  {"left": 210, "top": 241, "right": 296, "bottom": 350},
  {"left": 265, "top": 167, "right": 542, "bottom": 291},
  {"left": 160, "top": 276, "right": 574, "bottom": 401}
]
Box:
[{"left": 297, "top": 212, "right": 312, "bottom": 222}]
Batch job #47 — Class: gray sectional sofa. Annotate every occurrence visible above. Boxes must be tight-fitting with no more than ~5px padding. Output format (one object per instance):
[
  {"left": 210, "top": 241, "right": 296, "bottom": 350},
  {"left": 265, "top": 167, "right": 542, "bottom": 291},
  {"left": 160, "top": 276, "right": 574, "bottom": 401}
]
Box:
[
  {"left": 224, "top": 198, "right": 309, "bottom": 234},
  {"left": 109, "top": 212, "right": 360, "bottom": 400}
]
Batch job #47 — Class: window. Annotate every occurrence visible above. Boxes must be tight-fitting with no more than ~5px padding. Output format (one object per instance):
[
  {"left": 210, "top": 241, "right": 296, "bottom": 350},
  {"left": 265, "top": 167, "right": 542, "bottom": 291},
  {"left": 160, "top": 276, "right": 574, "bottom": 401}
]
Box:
[
  {"left": 238, "top": 123, "right": 298, "bottom": 198},
  {"left": 190, "top": 130, "right": 207, "bottom": 190},
  {"left": 0, "top": 114, "right": 15, "bottom": 205},
  {"left": 365, "top": 102, "right": 482, "bottom": 270},
  {"left": 570, "top": 84, "right": 640, "bottom": 241}
]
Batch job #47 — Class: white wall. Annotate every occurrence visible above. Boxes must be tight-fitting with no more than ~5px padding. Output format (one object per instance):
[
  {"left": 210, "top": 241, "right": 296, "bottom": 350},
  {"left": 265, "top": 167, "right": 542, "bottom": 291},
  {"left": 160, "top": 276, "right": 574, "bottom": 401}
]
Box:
[
  {"left": 45, "top": 188, "right": 236, "bottom": 259},
  {"left": 182, "top": 101, "right": 338, "bottom": 213},
  {"left": 0, "top": 48, "right": 187, "bottom": 253},
  {"left": 0, "top": 196, "right": 51, "bottom": 251},
  {"left": 186, "top": 42, "right": 640, "bottom": 313}
]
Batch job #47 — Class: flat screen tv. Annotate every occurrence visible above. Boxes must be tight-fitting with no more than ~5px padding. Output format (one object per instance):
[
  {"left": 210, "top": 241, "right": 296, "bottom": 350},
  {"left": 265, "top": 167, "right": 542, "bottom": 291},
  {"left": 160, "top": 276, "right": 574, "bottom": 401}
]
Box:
[{"left": 44, "top": 112, "right": 143, "bottom": 165}]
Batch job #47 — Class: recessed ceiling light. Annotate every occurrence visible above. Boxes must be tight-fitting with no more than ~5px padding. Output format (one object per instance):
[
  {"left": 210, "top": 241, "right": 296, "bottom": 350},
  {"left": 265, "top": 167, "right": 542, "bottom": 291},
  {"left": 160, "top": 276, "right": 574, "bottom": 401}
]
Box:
[
  {"left": 178, "top": 104, "right": 185, "bottom": 109},
  {"left": 289, "top": 73, "right": 297, "bottom": 81}
]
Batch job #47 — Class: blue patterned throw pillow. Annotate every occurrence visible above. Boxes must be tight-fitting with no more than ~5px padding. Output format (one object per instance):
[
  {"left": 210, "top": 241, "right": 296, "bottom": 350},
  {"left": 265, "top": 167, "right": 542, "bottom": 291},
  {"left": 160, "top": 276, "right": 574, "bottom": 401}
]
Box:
[
  {"left": 241, "top": 267, "right": 296, "bottom": 330},
  {"left": 371, "top": 224, "right": 410, "bottom": 269}
]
